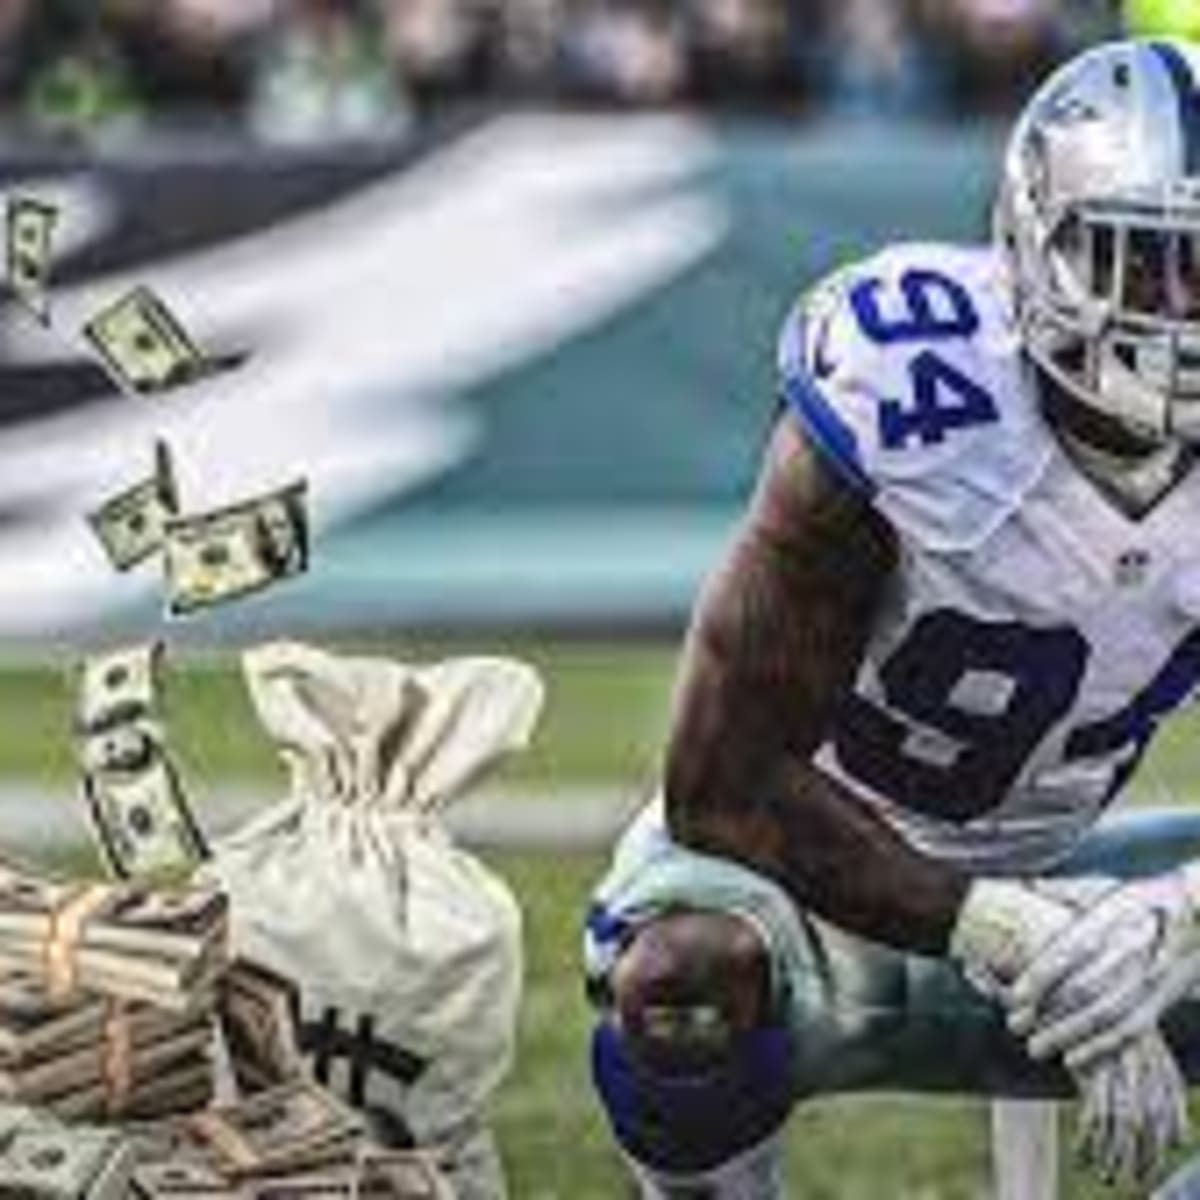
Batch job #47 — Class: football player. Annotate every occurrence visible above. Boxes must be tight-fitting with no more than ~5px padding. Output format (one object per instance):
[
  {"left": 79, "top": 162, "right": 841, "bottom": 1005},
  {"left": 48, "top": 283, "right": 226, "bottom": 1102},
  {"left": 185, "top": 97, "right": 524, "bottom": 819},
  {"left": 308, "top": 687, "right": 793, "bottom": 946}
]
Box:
[{"left": 585, "top": 37, "right": 1200, "bottom": 1198}]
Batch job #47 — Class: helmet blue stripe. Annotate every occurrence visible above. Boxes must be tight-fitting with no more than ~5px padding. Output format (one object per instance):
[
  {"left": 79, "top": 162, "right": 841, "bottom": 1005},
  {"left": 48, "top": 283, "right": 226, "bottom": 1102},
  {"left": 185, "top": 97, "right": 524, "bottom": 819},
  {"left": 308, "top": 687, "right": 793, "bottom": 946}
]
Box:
[{"left": 1150, "top": 41, "right": 1200, "bottom": 174}]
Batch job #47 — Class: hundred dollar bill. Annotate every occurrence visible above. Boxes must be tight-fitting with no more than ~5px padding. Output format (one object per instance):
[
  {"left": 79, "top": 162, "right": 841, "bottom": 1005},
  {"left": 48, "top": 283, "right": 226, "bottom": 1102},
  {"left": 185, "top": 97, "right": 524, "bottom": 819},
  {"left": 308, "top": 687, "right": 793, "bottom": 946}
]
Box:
[
  {"left": 164, "top": 481, "right": 309, "bottom": 616},
  {"left": 5, "top": 194, "right": 57, "bottom": 324},
  {"left": 1, "top": 1123, "right": 133, "bottom": 1199},
  {"left": 83, "top": 286, "right": 209, "bottom": 396},
  {"left": 76, "top": 642, "right": 163, "bottom": 734},
  {"left": 88, "top": 441, "right": 179, "bottom": 572},
  {"left": 84, "top": 755, "right": 208, "bottom": 883}
]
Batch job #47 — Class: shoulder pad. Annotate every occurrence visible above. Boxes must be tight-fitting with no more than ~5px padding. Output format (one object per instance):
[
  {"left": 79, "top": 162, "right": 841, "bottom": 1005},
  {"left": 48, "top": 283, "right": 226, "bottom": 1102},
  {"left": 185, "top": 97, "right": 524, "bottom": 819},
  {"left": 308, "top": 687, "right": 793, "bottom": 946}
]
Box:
[{"left": 777, "top": 244, "right": 1054, "bottom": 551}]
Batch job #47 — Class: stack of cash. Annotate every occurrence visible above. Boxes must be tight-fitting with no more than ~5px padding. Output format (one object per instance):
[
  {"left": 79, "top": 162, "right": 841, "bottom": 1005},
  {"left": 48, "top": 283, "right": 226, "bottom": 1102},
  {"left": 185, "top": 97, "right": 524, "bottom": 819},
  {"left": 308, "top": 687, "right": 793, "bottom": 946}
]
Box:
[
  {"left": 218, "top": 960, "right": 303, "bottom": 1097},
  {"left": 132, "top": 1148, "right": 453, "bottom": 1197},
  {"left": 129, "top": 1080, "right": 454, "bottom": 1198},
  {"left": 0, "top": 1101, "right": 135, "bottom": 1199},
  {"left": 74, "top": 643, "right": 209, "bottom": 884},
  {"left": 0, "top": 973, "right": 212, "bottom": 1123},
  {"left": 0, "top": 857, "right": 227, "bottom": 1013}
]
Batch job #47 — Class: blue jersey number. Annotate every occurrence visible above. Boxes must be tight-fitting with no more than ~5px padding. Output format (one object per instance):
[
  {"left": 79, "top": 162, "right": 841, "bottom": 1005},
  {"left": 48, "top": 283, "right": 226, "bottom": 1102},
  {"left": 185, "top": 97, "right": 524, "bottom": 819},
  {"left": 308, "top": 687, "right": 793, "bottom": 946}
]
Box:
[
  {"left": 849, "top": 269, "right": 998, "bottom": 451},
  {"left": 834, "top": 613, "right": 1086, "bottom": 822},
  {"left": 834, "top": 614, "right": 1200, "bottom": 823}
]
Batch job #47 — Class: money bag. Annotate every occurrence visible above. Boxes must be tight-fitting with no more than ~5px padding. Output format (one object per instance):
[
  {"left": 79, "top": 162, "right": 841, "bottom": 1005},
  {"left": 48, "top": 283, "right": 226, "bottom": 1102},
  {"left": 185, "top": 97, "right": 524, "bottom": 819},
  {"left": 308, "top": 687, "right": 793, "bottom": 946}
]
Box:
[{"left": 204, "top": 640, "right": 539, "bottom": 1198}]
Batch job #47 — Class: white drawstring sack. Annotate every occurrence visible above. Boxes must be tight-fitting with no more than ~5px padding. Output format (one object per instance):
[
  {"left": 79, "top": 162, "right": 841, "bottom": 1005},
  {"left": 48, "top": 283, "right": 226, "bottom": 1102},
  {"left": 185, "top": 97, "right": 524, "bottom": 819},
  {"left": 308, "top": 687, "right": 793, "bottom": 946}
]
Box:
[{"left": 204, "top": 641, "right": 541, "bottom": 1198}]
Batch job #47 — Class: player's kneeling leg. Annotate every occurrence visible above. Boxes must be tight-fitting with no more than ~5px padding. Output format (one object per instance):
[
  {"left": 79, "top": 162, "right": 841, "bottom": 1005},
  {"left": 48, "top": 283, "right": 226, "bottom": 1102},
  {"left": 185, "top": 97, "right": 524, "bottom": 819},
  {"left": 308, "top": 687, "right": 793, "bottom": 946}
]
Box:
[{"left": 591, "top": 909, "right": 795, "bottom": 1197}]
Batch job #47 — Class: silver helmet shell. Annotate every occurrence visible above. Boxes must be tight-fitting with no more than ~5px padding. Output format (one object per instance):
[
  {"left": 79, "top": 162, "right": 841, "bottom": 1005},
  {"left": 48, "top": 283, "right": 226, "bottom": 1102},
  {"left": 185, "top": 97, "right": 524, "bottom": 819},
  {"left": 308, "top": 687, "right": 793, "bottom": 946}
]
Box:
[{"left": 996, "top": 39, "right": 1200, "bottom": 444}]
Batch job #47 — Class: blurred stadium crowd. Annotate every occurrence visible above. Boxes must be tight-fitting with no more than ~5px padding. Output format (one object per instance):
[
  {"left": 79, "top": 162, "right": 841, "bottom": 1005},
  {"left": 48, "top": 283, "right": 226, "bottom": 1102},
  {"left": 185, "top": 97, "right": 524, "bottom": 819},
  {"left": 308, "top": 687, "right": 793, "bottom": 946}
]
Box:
[{"left": 0, "top": 0, "right": 1124, "bottom": 143}]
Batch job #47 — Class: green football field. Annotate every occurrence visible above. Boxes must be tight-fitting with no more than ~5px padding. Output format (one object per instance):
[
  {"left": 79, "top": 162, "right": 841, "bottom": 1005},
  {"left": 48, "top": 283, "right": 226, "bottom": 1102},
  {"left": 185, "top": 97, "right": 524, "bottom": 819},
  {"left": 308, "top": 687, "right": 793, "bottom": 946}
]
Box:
[{"left": 9, "top": 637, "right": 1200, "bottom": 1198}]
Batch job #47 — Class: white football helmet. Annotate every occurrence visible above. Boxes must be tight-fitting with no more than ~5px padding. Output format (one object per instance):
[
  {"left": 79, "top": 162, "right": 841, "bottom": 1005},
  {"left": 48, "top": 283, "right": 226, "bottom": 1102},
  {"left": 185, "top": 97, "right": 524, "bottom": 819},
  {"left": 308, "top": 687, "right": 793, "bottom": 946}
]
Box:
[{"left": 997, "top": 39, "right": 1200, "bottom": 444}]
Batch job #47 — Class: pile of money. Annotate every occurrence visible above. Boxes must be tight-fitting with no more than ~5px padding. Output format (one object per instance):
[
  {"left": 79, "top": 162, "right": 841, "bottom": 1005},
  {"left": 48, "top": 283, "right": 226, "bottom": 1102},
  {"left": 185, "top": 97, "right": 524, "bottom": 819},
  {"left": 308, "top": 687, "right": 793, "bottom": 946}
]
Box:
[
  {"left": 132, "top": 1148, "right": 453, "bottom": 1198},
  {"left": 0, "top": 1102, "right": 133, "bottom": 1199},
  {"left": 163, "top": 480, "right": 310, "bottom": 617},
  {"left": 0, "top": 973, "right": 212, "bottom": 1123},
  {"left": 0, "top": 857, "right": 227, "bottom": 1013},
  {"left": 129, "top": 1080, "right": 454, "bottom": 1198},
  {"left": 74, "top": 643, "right": 208, "bottom": 884}
]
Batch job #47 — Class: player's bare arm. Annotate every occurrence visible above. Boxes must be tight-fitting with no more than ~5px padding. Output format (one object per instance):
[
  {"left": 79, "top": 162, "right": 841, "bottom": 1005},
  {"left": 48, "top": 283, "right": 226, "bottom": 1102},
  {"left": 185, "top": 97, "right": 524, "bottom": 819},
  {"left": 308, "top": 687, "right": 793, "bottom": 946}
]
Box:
[{"left": 664, "top": 416, "right": 969, "bottom": 954}]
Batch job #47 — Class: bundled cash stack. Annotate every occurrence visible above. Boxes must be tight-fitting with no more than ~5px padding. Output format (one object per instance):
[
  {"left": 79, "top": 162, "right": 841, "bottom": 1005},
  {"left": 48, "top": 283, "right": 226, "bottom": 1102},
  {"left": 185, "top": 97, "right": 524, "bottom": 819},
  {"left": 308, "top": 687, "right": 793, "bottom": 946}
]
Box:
[
  {"left": 0, "top": 858, "right": 227, "bottom": 1014},
  {"left": 0, "top": 974, "right": 212, "bottom": 1123},
  {"left": 0, "top": 859, "right": 225, "bottom": 1128},
  {"left": 128, "top": 1080, "right": 455, "bottom": 1199},
  {"left": 0, "top": 1074, "right": 455, "bottom": 1197}
]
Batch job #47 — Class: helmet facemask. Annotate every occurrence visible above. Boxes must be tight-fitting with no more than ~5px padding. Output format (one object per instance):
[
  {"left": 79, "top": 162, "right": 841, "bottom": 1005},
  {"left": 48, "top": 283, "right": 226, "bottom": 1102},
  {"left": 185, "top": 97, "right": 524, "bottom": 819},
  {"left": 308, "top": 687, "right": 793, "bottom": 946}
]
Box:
[
  {"left": 997, "top": 41, "right": 1200, "bottom": 450},
  {"left": 1021, "top": 196, "right": 1200, "bottom": 445}
]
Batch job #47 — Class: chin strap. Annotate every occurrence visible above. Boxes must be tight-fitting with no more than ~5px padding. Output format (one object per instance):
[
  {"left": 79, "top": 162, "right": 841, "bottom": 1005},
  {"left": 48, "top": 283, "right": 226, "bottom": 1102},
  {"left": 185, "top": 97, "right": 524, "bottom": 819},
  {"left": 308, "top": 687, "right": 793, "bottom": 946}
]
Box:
[{"left": 1056, "top": 426, "right": 1190, "bottom": 512}]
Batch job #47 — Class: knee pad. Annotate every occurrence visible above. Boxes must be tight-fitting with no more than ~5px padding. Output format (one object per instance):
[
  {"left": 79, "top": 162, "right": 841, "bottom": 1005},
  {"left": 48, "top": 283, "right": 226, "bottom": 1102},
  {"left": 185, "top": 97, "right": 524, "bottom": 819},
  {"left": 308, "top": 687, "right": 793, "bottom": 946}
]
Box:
[
  {"left": 591, "top": 1017, "right": 795, "bottom": 1174},
  {"left": 608, "top": 910, "right": 773, "bottom": 1066}
]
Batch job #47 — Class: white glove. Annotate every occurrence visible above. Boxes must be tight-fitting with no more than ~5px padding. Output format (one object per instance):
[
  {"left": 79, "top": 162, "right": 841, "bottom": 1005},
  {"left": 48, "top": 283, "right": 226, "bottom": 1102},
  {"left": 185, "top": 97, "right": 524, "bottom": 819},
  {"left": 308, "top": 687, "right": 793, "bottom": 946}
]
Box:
[
  {"left": 951, "top": 878, "right": 1190, "bottom": 1186},
  {"left": 1073, "top": 1028, "right": 1190, "bottom": 1187},
  {"left": 1009, "top": 865, "right": 1200, "bottom": 1070},
  {"left": 949, "top": 878, "right": 1078, "bottom": 996}
]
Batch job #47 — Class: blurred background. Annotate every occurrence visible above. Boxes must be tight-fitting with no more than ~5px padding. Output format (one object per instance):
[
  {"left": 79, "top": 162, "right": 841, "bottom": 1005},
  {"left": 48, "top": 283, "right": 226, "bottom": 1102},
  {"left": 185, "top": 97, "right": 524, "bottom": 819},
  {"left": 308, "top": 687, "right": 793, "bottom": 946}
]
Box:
[{"left": 3, "top": 1, "right": 1200, "bottom": 1197}]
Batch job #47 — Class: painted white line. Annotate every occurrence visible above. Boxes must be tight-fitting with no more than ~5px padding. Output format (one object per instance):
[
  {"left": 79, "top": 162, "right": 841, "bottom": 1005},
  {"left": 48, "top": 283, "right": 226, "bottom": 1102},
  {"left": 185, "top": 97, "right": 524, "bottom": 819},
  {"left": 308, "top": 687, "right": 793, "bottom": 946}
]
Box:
[{"left": 0, "top": 783, "right": 645, "bottom": 852}]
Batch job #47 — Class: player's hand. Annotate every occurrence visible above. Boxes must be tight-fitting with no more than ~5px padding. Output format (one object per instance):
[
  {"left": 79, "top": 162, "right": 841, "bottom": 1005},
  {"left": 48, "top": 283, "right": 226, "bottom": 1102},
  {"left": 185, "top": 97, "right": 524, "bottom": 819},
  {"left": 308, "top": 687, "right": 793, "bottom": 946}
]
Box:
[
  {"left": 948, "top": 878, "right": 1078, "bottom": 999},
  {"left": 1072, "top": 1027, "right": 1189, "bottom": 1187},
  {"left": 1009, "top": 866, "right": 1200, "bottom": 1070}
]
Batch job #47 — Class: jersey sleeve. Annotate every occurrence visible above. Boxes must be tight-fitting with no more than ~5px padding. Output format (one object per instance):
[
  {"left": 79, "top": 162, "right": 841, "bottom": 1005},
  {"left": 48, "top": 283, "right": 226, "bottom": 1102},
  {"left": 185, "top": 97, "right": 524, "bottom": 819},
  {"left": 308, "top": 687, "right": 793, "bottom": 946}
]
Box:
[{"left": 776, "top": 245, "right": 1054, "bottom": 552}]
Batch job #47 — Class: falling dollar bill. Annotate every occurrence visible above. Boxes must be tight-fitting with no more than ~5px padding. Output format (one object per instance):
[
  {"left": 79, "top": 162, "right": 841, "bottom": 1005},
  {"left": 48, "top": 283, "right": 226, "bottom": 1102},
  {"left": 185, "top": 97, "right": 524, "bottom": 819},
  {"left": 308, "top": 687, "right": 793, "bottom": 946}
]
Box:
[
  {"left": 84, "top": 754, "right": 208, "bottom": 883},
  {"left": 75, "top": 642, "right": 209, "bottom": 881},
  {"left": 5, "top": 194, "right": 58, "bottom": 324},
  {"left": 164, "top": 481, "right": 309, "bottom": 616},
  {"left": 87, "top": 440, "right": 179, "bottom": 572},
  {"left": 83, "top": 286, "right": 210, "bottom": 396},
  {"left": 76, "top": 642, "right": 163, "bottom": 733}
]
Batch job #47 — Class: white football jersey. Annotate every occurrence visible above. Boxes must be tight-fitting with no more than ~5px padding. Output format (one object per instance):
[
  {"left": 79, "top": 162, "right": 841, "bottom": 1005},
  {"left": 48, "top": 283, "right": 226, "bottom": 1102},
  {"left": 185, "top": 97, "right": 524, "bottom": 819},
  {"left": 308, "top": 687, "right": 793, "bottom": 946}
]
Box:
[{"left": 778, "top": 242, "right": 1200, "bottom": 875}]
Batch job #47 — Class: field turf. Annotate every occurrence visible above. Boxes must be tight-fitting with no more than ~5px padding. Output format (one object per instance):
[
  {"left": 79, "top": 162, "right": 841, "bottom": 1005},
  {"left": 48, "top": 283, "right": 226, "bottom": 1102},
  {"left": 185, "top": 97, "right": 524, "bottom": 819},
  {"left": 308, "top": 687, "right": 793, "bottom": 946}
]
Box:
[{"left": 8, "top": 639, "right": 1200, "bottom": 1197}]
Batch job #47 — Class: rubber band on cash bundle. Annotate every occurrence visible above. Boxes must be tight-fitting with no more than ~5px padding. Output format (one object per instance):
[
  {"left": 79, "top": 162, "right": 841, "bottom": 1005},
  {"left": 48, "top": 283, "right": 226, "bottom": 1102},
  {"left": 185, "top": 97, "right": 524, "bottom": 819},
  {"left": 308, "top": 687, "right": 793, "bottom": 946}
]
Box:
[
  {"left": 42, "top": 884, "right": 111, "bottom": 1001},
  {"left": 187, "top": 1109, "right": 259, "bottom": 1171},
  {"left": 101, "top": 998, "right": 133, "bottom": 1116}
]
